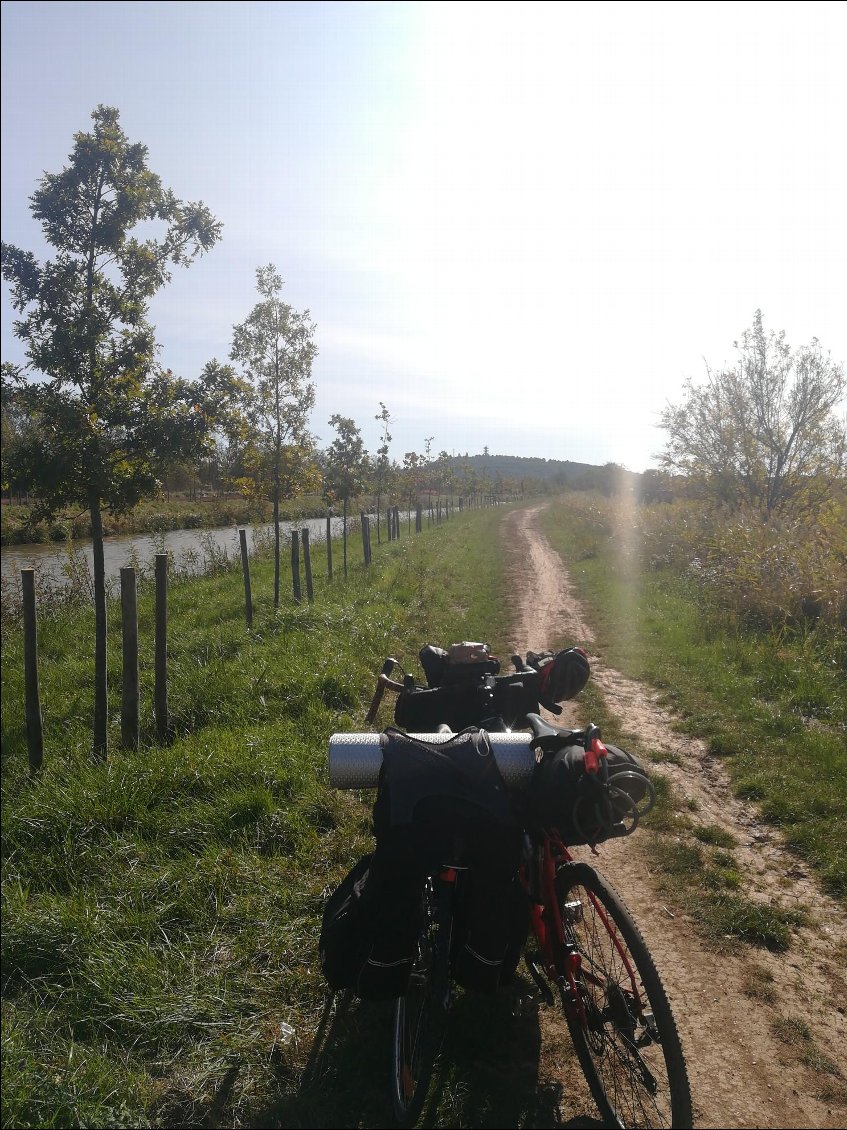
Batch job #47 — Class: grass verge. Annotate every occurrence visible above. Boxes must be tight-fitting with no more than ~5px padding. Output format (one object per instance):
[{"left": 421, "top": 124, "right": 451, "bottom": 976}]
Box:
[{"left": 1, "top": 506, "right": 514, "bottom": 1129}]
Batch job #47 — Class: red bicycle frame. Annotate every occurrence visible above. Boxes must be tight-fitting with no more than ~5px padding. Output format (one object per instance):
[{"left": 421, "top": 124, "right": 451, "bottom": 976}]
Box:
[{"left": 524, "top": 829, "right": 645, "bottom": 1026}]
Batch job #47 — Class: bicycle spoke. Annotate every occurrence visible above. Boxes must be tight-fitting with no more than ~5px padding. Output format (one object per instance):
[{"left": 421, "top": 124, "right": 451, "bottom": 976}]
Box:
[{"left": 556, "top": 862, "right": 692, "bottom": 1130}]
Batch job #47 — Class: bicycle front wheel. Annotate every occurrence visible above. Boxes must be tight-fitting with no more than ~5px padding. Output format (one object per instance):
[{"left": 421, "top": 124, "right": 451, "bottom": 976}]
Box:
[{"left": 556, "top": 862, "right": 693, "bottom": 1129}]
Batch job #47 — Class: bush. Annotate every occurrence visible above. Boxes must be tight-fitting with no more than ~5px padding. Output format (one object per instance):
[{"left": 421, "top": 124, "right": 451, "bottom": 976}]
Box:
[{"left": 641, "top": 496, "right": 847, "bottom": 637}]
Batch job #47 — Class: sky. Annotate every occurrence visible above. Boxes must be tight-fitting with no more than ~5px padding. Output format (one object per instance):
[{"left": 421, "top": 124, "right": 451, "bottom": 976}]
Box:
[{"left": 2, "top": 0, "right": 846, "bottom": 472}]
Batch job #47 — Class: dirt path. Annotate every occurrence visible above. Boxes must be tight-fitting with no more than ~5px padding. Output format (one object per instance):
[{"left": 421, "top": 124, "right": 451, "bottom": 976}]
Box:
[{"left": 501, "top": 504, "right": 847, "bottom": 1129}]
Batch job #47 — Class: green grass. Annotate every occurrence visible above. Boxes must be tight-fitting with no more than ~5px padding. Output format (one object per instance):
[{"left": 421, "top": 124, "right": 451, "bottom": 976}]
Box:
[
  {"left": 540, "top": 495, "right": 847, "bottom": 901},
  {"left": 1, "top": 505, "right": 517, "bottom": 1128}
]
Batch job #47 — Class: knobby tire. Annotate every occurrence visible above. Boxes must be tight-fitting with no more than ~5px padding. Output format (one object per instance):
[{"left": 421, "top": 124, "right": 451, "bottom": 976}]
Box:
[{"left": 555, "top": 862, "right": 693, "bottom": 1129}]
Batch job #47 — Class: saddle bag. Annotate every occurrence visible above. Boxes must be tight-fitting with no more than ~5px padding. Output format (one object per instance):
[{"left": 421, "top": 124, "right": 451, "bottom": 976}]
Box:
[{"left": 529, "top": 741, "right": 652, "bottom": 845}]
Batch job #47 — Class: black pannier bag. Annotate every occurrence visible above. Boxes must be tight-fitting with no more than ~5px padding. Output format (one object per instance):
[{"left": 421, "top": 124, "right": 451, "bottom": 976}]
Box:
[
  {"left": 318, "top": 853, "right": 425, "bottom": 1000},
  {"left": 320, "top": 728, "right": 526, "bottom": 999},
  {"left": 375, "top": 728, "right": 524, "bottom": 993},
  {"left": 373, "top": 728, "right": 522, "bottom": 877},
  {"left": 451, "top": 871, "right": 529, "bottom": 993},
  {"left": 529, "top": 742, "right": 652, "bottom": 846}
]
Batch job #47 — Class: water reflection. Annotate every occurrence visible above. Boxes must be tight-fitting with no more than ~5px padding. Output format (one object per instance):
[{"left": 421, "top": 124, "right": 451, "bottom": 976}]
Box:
[{"left": 1, "top": 512, "right": 416, "bottom": 593}]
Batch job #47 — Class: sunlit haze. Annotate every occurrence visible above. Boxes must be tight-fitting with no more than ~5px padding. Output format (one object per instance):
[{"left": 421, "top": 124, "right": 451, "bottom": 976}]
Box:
[{"left": 2, "top": 1, "right": 845, "bottom": 470}]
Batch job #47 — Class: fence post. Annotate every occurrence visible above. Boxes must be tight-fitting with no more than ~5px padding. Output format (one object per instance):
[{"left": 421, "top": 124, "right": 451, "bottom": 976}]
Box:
[
  {"left": 21, "top": 569, "right": 43, "bottom": 772},
  {"left": 154, "top": 553, "right": 169, "bottom": 741},
  {"left": 239, "top": 529, "right": 253, "bottom": 627},
  {"left": 326, "top": 511, "right": 333, "bottom": 579},
  {"left": 416, "top": 504, "right": 422, "bottom": 533},
  {"left": 120, "top": 567, "right": 139, "bottom": 750},
  {"left": 291, "top": 529, "right": 302, "bottom": 603},
  {"left": 394, "top": 506, "right": 400, "bottom": 540},
  {"left": 301, "top": 527, "right": 314, "bottom": 602}
]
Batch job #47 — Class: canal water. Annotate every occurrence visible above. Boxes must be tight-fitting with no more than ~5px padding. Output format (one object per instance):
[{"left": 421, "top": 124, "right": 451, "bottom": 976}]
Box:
[{"left": 1, "top": 512, "right": 416, "bottom": 593}]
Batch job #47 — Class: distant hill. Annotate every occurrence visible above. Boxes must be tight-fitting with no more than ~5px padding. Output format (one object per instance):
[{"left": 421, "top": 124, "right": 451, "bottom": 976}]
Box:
[{"left": 445, "top": 452, "right": 642, "bottom": 487}]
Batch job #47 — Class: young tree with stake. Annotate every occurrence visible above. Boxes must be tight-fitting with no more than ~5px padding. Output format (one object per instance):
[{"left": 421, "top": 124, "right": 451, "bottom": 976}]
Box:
[
  {"left": 1, "top": 105, "right": 235, "bottom": 758},
  {"left": 323, "top": 414, "right": 369, "bottom": 577},
  {"left": 230, "top": 265, "right": 318, "bottom": 607}
]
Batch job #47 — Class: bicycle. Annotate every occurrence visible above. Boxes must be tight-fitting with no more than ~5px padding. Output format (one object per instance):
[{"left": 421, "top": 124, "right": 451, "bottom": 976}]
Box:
[{"left": 331, "top": 645, "right": 693, "bottom": 1128}]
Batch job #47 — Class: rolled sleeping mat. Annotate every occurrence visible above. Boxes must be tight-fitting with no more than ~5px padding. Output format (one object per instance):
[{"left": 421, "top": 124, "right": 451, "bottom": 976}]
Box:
[{"left": 328, "top": 731, "right": 536, "bottom": 790}]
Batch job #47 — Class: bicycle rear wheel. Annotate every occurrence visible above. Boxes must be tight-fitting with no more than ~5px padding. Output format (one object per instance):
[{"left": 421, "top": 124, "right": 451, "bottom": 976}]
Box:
[
  {"left": 556, "top": 862, "right": 693, "bottom": 1129},
  {"left": 391, "top": 879, "right": 449, "bottom": 1127}
]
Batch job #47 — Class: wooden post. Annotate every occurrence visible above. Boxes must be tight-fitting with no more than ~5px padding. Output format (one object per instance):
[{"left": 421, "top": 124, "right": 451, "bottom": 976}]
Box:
[
  {"left": 120, "top": 567, "right": 139, "bottom": 750},
  {"left": 154, "top": 553, "right": 169, "bottom": 741},
  {"left": 394, "top": 506, "right": 400, "bottom": 540},
  {"left": 291, "top": 529, "right": 302, "bottom": 603},
  {"left": 239, "top": 529, "right": 253, "bottom": 627},
  {"left": 361, "top": 513, "right": 371, "bottom": 565},
  {"left": 302, "top": 527, "right": 314, "bottom": 602},
  {"left": 326, "top": 511, "right": 333, "bottom": 580},
  {"left": 416, "top": 504, "right": 422, "bottom": 533},
  {"left": 21, "top": 569, "right": 43, "bottom": 772}
]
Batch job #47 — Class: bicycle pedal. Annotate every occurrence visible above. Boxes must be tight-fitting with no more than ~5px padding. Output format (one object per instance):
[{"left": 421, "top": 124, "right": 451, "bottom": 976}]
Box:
[{"left": 523, "top": 953, "right": 555, "bottom": 1006}]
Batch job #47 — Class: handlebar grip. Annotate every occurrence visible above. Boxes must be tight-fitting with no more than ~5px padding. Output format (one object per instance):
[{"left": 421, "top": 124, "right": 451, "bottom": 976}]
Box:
[{"left": 365, "top": 660, "right": 395, "bottom": 723}]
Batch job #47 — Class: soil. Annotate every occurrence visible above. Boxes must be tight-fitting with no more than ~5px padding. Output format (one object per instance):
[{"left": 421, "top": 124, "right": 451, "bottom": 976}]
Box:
[{"left": 500, "top": 503, "right": 847, "bottom": 1129}]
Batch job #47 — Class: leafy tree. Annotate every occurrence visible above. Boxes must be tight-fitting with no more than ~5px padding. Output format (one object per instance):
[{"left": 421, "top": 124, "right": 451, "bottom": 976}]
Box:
[
  {"left": 1, "top": 105, "right": 228, "bottom": 757},
  {"left": 373, "top": 401, "right": 393, "bottom": 544},
  {"left": 402, "top": 450, "right": 425, "bottom": 524},
  {"left": 660, "top": 311, "right": 846, "bottom": 518},
  {"left": 323, "top": 414, "right": 369, "bottom": 577},
  {"left": 230, "top": 264, "right": 318, "bottom": 606}
]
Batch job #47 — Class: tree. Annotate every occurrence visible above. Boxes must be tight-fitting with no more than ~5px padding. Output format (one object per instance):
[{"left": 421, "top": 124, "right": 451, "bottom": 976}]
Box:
[
  {"left": 323, "top": 414, "right": 369, "bottom": 577},
  {"left": 1, "top": 105, "right": 227, "bottom": 757},
  {"left": 230, "top": 264, "right": 318, "bottom": 607},
  {"left": 373, "top": 401, "right": 393, "bottom": 544},
  {"left": 402, "top": 451, "right": 424, "bottom": 528},
  {"left": 659, "top": 311, "right": 846, "bottom": 517}
]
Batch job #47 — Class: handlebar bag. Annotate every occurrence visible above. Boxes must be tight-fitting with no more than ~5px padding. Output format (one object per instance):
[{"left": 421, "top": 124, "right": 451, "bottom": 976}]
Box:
[
  {"left": 394, "top": 681, "right": 495, "bottom": 732},
  {"left": 530, "top": 742, "right": 651, "bottom": 845}
]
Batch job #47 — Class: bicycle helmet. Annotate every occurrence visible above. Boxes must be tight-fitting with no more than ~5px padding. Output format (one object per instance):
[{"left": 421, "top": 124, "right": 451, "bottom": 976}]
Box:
[{"left": 538, "top": 647, "right": 590, "bottom": 705}]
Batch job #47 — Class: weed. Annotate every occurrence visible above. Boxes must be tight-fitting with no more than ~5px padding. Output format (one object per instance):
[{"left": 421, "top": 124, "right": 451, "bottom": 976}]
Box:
[
  {"left": 692, "top": 824, "right": 737, "bottom": 849},
  {"left": 741, "top": 963, "right": 777, "bottom": 1004},
  {"left": 772, "top": 1016, "right": 845, "bottom": 1078}
]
